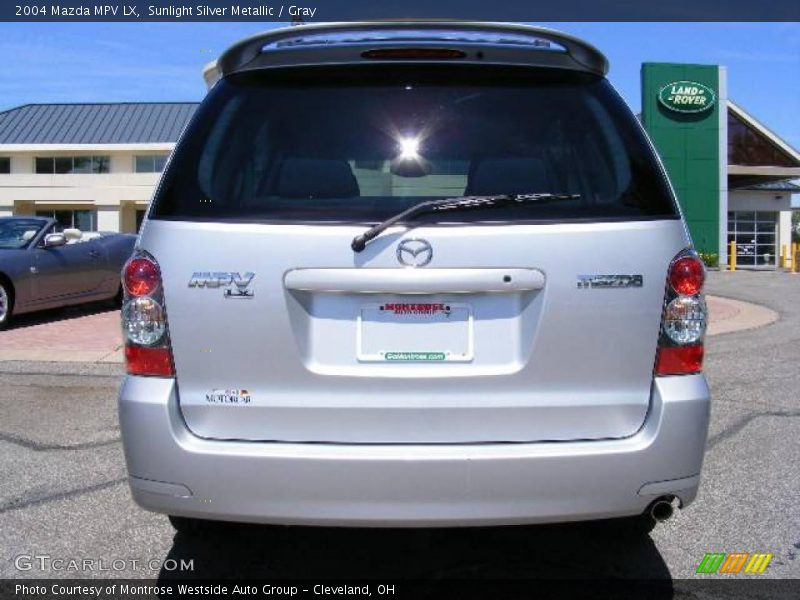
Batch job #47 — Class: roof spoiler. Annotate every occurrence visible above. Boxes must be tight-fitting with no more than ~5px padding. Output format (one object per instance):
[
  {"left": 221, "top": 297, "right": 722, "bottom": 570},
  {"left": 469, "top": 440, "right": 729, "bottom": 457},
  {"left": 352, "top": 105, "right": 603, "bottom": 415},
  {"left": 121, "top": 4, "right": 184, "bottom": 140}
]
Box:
[{"left": 217, "top": 22, "right": 609, "bottom": 79}]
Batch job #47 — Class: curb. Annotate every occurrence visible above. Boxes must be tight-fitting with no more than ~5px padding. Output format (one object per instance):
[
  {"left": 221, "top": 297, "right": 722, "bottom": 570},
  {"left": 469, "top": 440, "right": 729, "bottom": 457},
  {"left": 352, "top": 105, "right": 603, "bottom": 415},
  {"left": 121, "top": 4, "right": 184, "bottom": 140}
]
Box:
[{"left": 706, "top": 295, "right": 778, "bottom": 337}]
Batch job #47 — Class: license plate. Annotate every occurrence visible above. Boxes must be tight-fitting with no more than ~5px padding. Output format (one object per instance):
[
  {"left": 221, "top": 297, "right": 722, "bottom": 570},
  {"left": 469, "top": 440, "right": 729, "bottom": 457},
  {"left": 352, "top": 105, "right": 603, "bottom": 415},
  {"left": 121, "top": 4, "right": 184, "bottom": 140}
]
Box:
[{"left": 357, "top": 302, "right": 473, "bottom": 362}]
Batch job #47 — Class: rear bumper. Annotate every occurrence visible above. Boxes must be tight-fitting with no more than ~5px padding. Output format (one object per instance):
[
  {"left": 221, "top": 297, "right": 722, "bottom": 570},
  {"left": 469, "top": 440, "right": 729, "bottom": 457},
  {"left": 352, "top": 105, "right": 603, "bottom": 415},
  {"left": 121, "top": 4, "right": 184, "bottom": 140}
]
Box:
[{"left": 118, "top": 375, "right": 710, "bottom": 526}]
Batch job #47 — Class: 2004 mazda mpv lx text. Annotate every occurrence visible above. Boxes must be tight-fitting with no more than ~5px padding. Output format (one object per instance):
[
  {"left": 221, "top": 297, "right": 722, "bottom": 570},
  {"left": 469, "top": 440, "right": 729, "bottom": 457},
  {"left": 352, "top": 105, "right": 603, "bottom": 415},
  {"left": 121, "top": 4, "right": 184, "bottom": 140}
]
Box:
[{"left": 118, "top": 22, "right": 710, "bottom": 535}]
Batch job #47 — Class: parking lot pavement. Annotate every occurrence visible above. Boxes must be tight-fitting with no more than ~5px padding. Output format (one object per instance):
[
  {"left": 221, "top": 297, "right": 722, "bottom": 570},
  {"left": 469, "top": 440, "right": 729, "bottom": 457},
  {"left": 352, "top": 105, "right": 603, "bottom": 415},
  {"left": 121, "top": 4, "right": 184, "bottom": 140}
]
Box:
[
  {"left": 0, "top": 303, "right": 122, "bottom": 363},
  {"left": 0, "top": 270, "right": 797, "bottom": 583}
]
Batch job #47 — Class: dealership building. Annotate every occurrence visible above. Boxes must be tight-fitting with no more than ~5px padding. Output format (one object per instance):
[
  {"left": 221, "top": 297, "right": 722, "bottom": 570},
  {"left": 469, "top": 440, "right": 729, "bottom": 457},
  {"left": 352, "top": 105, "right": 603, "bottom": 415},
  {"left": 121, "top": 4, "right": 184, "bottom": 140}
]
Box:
[
  {"left": 0, "top": 103, "right": 197, "bottom": 233},
  {"left": 0, "top": 61, "right": 798, "bottom": 268},
  {"left": 642, "top": 63, "right": 800, "bottom": 268}
]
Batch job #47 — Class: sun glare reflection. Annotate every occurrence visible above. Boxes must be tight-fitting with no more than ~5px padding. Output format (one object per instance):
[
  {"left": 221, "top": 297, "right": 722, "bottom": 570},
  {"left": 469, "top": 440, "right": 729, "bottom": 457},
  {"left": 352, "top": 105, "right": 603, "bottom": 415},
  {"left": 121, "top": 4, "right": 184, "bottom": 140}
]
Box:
[{"left": 398, "top": 136, "right": 421, "bottom": 160}]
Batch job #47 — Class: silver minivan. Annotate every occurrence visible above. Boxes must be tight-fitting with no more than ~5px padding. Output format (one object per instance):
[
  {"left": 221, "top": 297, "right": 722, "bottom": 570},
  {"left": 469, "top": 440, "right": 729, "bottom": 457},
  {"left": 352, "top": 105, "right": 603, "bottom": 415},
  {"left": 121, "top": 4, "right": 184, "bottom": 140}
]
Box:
[{"left": 118, "top": 22, "right": 710, "bottom": 535}]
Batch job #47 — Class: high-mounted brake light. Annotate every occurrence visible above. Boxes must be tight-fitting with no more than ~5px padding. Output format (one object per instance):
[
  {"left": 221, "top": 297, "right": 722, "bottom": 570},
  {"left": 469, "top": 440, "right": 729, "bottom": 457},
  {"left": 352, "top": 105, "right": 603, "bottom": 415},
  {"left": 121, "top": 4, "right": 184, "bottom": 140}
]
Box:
[
  {"left": 361, "top": 48, "right": 467, "bottom": 60},
  {"left": 124, "top": 257, "right": 160, "bottom": 297},
  {"left": 655, "top": 249, "right": 707, "bottom": 377},
  {"left": 121, "top": 252, "right": 174, "bottom": 377}
]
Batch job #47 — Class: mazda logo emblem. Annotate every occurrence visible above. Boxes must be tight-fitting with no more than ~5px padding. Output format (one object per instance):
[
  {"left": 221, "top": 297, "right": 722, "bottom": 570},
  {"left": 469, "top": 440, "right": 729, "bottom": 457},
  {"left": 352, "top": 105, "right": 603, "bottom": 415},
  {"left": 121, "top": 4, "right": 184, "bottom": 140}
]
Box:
[{"left": 397, "top": 239, "right": 433, "bottom": 267}]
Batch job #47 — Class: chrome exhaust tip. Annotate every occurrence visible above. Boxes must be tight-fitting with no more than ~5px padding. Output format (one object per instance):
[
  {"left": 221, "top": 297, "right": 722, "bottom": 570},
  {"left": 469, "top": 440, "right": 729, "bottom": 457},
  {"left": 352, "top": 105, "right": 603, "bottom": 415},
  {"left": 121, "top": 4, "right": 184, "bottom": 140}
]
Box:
[{"left": 649, "top": 499, "right": 674, "bottom": 522}]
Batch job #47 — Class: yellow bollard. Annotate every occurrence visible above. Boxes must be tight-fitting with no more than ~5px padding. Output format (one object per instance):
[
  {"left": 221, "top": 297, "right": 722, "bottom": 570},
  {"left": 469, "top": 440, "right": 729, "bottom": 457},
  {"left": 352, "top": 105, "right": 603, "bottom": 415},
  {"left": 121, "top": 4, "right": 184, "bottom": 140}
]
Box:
[
  {"left": 729, "top": 241, "right": 736, "bottom": 271},
  {"left": 780, "top": 244, "right": 787, "bottom": 269},
  {"left": 793, "top": 242, "right": 799, "bottom": 274}
]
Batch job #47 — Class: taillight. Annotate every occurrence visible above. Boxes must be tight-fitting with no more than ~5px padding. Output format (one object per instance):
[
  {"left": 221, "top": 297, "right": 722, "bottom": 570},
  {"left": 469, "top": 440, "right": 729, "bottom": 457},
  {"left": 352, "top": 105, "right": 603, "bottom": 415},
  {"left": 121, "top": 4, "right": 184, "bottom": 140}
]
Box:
[
  {"left": 655, "top": 250, "right": 707, "bottom": 376},
  {"left": 662, "top": 295, "right": 706, "bottom": 345},
  {"left": 124, "top": 257, "right": 160, "bottom": 297},
  {"left": 122, "top": 297, "right": 167, "bottom": 346},
  {"left": 655, "top": 345, "right": 704, "bottom": 376},
  {"left": 121, "top": 251, "right": 174, "bottom": 377},
  {"left": 668, "top": 255, "right": 705, "bottom": 296},
  {"left": 124, "top": 346, "right": 174, "bottom": 377}
]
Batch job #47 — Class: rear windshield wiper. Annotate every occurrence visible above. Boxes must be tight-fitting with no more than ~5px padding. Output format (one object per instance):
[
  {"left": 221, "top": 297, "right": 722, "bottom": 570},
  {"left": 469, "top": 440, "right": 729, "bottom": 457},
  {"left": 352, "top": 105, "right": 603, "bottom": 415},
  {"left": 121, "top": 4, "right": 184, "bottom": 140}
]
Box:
[{"left": 351, "top": 193, "right": 579, "bottom": 252}]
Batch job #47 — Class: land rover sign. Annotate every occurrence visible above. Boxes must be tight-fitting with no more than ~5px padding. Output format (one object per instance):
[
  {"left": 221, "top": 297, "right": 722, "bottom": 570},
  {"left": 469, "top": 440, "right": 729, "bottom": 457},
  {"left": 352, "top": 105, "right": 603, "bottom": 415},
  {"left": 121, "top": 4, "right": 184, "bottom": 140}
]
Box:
[{"left": 658, "top": 81, "right": 716, "bottom": 114}]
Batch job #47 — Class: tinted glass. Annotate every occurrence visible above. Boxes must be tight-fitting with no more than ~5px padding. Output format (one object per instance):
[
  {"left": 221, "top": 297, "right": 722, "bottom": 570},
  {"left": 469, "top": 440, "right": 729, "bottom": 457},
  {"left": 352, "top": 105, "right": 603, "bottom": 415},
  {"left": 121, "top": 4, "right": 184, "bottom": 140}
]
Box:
[
  {"left": 35, "top": 157, "right": 54, "bottom": 174},
  {"left": 54, "top": 157, "right": 72, "bottom": 174},
  {"left": 135, "top": 155, "right": 168, "bottom": 173},
  {"left": 728, "top": 112, "right": 795, "bottom": 167},
  {"left": 153, "top": 66, "right": 677, "bottom": 224},
  {"left": 135, "top": 156, "right": 151, "bottom": 173},
  {"left": 36, "top": 209, "right": 96, "bottom": 230},
  {"left": 0, "top": 157, "right": 9, "bottom": 174},
  {"left": 92, "top": 156, "right": 110, "bottom": 174},
  {"left": 37, "top": 210, "right": 70, "bottom": 229},
  {"left": 73, "top": 209, "right": 96, "bottom": 231},
  {"left": 34, "top": 156, "right": 109, "bottom": 174},
  {"left": 72, "top": 156, "right": 92, "bottom": 174}
]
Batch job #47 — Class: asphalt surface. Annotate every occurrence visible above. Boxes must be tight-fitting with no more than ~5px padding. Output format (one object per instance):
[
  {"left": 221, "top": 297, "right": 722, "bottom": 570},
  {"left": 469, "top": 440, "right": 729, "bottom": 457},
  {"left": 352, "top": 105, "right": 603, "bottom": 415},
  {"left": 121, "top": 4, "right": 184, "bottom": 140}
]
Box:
[{"left": 0, "top": 271, "right": 798, "bottom": 587}]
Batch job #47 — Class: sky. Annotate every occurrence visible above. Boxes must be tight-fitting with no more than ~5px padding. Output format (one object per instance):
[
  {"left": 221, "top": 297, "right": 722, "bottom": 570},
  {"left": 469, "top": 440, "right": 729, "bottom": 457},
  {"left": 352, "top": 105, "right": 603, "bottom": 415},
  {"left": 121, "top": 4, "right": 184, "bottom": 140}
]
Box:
[{"left": 1, "top": 22, "right": 799, "bottom": 151}]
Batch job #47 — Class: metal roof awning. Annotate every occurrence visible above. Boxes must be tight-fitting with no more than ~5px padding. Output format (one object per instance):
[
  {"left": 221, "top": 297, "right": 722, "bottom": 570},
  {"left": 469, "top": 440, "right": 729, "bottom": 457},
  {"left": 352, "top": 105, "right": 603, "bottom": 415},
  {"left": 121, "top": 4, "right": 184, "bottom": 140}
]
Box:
[
  {"left": 728, "top": 170, "right": 800, "bottom": 191},
  {"left": 0, "top": 103, "right": 199, "bottom": 146},
  {"left": 726, "top": 101, "right": 800, "bottom": 190},
  {"left": 729, "top": 165, "right": 800, "bottom": 177},
  {"left": 741, "top": 180, "right": 800, "bottom": 192}
]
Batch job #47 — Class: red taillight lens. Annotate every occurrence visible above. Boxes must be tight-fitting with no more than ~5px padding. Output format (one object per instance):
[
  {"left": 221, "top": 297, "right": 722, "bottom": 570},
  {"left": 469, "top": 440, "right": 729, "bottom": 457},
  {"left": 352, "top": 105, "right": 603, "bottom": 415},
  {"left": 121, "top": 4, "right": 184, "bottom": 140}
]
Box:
[
  {"left": 656, "top": 249, "right": 706, "bottom": 377},
  {"left": 124, "top": 257, "right": 160, "bottom": 297},
  {"left": 125, "top": 346, "right": 174, "bottom": 377},
  {"left": 655, "top": 345, "right": 704, "bottom": 376},
  {"left": 122, "top": 251, "right": 174, "bottom": 377},
  {"left": 668, "top": 256, "right": 705, "bottom": 296}
]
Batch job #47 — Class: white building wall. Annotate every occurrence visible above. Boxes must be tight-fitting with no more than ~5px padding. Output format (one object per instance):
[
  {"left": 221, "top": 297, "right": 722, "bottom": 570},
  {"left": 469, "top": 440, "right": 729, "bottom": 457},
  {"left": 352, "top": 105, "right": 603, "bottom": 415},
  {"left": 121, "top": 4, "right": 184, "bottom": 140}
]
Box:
[
  {"left": 0, "top": 146, "right": 171, "bottom": 232},
  {"left": 111, "top": 153, "right": 134, "bottom": 174},
  {"left": 729, "top": 190, "right": 792, "bottom": 212},
  {"left": 96, "top": 205, "right": 121, "bottom": 231},
  {"left": 717, "top": 66, "right": 728, "bottom": 266},
  {"left": 10, "top": 155, "right": 33, "bottom": 174}
]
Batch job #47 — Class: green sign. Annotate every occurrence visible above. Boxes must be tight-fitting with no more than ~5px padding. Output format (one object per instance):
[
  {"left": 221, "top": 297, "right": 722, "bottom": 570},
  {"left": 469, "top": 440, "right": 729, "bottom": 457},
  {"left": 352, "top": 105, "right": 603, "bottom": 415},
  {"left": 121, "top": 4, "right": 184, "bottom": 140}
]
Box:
[
  {"left": 642, "top": 63, "right": 723, "bottom": 259},
  {"left": 658, "top": 80, "right": 716, "bottom": 113}
]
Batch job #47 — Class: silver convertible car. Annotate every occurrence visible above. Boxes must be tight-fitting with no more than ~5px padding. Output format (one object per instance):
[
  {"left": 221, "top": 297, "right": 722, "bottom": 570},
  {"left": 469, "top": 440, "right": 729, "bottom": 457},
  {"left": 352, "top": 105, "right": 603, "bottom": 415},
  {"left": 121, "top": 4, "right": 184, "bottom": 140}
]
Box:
[{"left": 0, "top": 216, "right": 136, "bottom": 329}]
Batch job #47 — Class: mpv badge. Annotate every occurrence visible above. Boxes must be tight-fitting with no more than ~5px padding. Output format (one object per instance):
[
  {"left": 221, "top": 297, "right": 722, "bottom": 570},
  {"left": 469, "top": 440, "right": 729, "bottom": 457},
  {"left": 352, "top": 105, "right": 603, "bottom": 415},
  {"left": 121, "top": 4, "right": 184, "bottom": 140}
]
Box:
[
  {"left": 188, "top": 271, "right": 255, "bottom": 298},
  {"left": 397, "top": 239, "right": 433, "bottom": 268}
]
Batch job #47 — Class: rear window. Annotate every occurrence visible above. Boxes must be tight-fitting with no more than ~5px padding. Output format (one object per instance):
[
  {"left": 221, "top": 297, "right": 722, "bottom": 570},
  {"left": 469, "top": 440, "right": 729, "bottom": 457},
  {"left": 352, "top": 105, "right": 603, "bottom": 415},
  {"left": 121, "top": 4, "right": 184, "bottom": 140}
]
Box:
[{"left": 152, "top": 66, "right": 677, "bottom": 224}]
